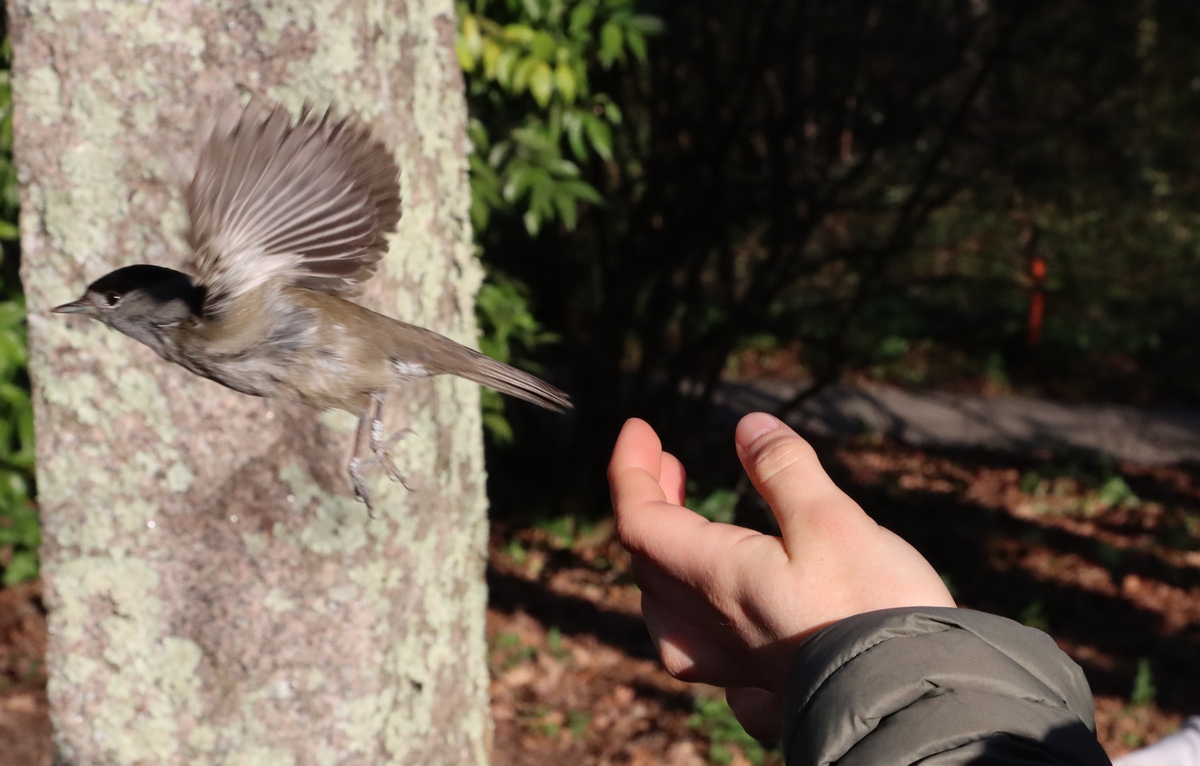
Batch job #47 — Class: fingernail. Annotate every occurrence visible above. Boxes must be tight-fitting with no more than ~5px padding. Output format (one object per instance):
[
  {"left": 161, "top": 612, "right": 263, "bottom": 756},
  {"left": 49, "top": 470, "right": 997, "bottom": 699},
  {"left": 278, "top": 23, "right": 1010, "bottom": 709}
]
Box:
[{"left": 736, "top": 412, "right": 784, "bottom": 451}]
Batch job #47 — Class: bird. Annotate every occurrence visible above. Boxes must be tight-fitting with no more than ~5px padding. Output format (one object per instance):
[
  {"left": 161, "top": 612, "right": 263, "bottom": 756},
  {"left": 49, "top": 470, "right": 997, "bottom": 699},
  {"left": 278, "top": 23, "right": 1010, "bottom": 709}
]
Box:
[{"left": 52, "top": 97, "right": 571, "bottom": 513}]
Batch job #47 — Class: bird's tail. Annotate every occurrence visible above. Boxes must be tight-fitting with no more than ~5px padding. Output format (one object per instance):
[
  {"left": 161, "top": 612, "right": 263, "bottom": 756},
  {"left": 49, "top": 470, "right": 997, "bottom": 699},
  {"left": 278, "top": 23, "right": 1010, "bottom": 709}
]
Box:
[{"left": 449, "top": 347, "right": 572, "bottom": 413}]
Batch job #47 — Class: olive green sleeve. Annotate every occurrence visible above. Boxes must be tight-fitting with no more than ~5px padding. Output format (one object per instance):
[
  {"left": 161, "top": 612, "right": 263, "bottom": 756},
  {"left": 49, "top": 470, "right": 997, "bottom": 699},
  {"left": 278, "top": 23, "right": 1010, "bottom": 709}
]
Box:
[{"left": 782, "top": 607, "right": 1112, "bottom": 766}]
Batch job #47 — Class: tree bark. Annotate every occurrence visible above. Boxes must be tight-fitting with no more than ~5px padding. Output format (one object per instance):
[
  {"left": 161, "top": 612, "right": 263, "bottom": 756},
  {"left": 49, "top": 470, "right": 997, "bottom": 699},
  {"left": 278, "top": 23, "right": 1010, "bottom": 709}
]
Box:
[{"left": 7, "top": 1, "right": 489, "bottom": 764}]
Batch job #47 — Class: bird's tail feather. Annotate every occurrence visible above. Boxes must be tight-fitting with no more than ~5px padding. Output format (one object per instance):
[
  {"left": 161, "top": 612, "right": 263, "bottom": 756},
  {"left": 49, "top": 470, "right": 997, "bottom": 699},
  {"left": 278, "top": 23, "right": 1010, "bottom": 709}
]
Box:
[{"left": 453, "top": 350, "right": 572, "bottom": 412}]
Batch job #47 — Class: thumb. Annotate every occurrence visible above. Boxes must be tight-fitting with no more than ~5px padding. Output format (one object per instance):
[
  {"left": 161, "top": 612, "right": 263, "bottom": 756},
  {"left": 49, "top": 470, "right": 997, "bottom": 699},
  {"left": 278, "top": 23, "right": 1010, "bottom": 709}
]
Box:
[{"left": 734, "top": 412, "right": 871, "bottom": 551}]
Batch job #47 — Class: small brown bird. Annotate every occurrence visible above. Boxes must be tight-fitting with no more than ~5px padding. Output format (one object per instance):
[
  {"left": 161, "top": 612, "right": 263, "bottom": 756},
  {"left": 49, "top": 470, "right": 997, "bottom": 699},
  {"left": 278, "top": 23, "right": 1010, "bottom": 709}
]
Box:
[{"left": 53, "top": 98, "right": 571, "bottom": 512}]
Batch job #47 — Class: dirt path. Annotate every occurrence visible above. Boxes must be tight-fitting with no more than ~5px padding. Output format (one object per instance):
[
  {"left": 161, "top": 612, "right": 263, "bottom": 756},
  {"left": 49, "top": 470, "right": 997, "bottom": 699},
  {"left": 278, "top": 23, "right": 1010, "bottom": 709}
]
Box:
[{"left": 723, "top": 380, "right": 1200, "bottom": 465}]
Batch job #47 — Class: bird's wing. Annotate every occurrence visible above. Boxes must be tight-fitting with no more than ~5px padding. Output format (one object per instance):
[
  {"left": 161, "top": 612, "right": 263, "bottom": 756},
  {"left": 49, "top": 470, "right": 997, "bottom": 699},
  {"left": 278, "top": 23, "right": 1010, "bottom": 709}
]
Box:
[{"left": 183, "top": 98, "right": 401, "bottom": 315}]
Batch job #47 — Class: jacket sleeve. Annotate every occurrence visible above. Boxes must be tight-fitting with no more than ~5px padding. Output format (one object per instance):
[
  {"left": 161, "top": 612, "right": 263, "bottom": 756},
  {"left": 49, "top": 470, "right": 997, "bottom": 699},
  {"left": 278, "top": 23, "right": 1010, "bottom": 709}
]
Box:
[{"left": 781, "top": 607, "right": 1112, "bottom": 766}]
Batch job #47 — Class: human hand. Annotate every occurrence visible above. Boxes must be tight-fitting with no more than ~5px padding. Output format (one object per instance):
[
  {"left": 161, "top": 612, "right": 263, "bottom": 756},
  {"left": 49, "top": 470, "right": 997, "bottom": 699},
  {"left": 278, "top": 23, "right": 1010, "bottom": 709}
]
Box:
[{"left": 608, "top": 412, "right": 955, "bottom": 740}]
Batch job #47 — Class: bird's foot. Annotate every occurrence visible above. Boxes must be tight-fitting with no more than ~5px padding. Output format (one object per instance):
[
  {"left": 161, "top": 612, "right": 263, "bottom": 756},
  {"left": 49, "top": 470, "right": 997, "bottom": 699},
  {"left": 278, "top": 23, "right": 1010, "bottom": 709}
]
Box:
[
  {"left": 348, "top": 427, "right": 415, "bottom": 517},
  {"left": 348, "top": 456, "right": 378, "bottom": 518},
  {"left": 368, "top": 426, "right": 413, "bottom": 488}
]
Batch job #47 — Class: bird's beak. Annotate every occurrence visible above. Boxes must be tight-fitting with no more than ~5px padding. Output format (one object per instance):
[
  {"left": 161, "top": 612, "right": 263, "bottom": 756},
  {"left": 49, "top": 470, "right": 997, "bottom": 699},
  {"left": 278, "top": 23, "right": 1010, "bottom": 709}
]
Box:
[{"left": 51, "top": 298, "right": 93, "bottom": 315}]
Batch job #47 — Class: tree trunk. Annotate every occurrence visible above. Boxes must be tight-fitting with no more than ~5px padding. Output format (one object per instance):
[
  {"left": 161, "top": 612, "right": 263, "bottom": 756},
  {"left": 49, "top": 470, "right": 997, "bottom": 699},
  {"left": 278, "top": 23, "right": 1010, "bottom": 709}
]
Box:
[{"left": 7, "top": 1, "right": 489, "bottom": 764}]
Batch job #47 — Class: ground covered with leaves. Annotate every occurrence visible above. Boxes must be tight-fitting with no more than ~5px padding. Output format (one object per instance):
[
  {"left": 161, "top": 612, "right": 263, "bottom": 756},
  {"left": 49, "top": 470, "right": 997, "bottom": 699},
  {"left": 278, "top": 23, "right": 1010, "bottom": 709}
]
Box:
[{"left": 1, "top": 434, "right": 1198, "bottom": 765}]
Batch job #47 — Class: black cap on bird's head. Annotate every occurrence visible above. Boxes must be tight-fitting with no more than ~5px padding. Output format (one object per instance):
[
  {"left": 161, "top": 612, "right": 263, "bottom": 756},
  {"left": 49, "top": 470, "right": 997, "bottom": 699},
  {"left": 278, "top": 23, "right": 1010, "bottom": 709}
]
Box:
[
  {"left": 53, "top": 265, "right": 202, "bottom": 318},
  {"left": 52, "top": 265, "right": 205, "bottom": 354}
]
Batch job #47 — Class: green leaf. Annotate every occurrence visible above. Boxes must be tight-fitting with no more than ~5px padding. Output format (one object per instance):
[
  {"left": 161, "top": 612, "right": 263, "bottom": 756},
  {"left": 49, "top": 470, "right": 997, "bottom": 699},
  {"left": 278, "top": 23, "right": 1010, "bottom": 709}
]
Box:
[
  {"left": 512, "top": 57, "right": 539, "bottom": 94},
  {"left": 511, "top": 125, "right": 559, "bottom": 155},
  {"left": 555, "top": 62, "right": 577, "bottom": 103},
  {"left": 603, "top": 100, "right": 622, "bottom": 124},
  {"left": 2, "top": 549, "right": 37, "bottom": 587},
  {"left": 569, "top": 4, "right": 595, "bottom": 34},
  {"left": 487, "top": 140, "right": 512, "bottom": 168},
  {"left": 496, "top": 47, "right": 520, "bottom": 87},
  {"left": 456, "top": 37, "right": 477, "bottom": 72},
  {"left": 627, "top": 14, "right": 665, "bottom": 35},
  {"left": 626, "top": 30, "right": 647, "bottom": 63},
  {"left": 482, "top": 408, "right": 514, "bottom": 444},
  {"left": 599, "top": 22, "right": 623, "bottom": 68},
  {"left": 523, "top": 209, "right": 541, "bottom": 236},
  {"left": 466, "top": 117, "right": 490, "bottom": 152},
  {"left": 470, "top": 193, "right": 491, "bottom": 233},
  {"left": 583, "top": 113, "right": 613, "bottom": 161},
  {"left": 520, "top": 0, "right": 542, "bottom": 22},
  {"left": 562, "top": 178, "right": 604, "bottom": 205},
  {"left": 461, "top": 14, "right": 483, "bottom": 57},
  {"left": 554, "top": 190, "right": 578, "bottom": 230},
  {"left": 1130, "top": 658, "right": 1156, "bottom": 707},
  {"left": 482, "top": 38, "right": 503, "bottom": 80},
  {"left": 546, "top": 157, "right": 581, "bottom": 178},
  {"left": 530, "top": 61, "right": 554, "bottom": 107},
  {"left": 530, "top": 30, "right": 556, "bottom": 61},
  {"left": 468, "top": 162, "right": 503, "bottom": 228},
  {"left": 564, "top": 109, "right": 587, "bottom": 160},
  {"left": 688, "top": 487, "right": 738, "bottom": 523},
  {"left": 501, "top": 24, "right": 535, "bottom": 44},
  {"left": 529, "top": 172, "right": 555, "bottom": 220},
  {"left": 502, "top": 164, "right": 536, "bottom": 203}
]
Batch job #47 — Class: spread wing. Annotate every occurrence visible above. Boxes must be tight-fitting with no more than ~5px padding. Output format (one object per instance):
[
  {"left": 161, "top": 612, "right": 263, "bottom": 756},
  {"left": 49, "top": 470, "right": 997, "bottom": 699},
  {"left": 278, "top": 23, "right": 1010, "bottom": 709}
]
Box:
[{"left": 183, "top": 98, "right": 401, "bottom": 315}]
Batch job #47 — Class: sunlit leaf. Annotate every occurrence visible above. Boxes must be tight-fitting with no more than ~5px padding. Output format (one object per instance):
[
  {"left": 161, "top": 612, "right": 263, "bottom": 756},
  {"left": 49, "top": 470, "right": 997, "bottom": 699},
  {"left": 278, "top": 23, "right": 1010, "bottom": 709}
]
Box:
[
  {"left": 555, "top": 62, "right": 576, "bottom": 103},
  {"left": 456, "top": 37, "right": 476, "bottom": 72},
  {"left": 482, "top": 38, "right": 503, "bottom": 79},
  {"left": 502, "top": 23, "right": 535, "bottom": 44},
  {"left": 487, "top": 140, "right": 512, "bottom": 168},
  {"left": 523, "top": 209, "right": 540, "bottom": 236},
  {"left": 546, "top": 157, "right": 580, "bottom": 178},
  {"left": 502, "top": 164, "right": 534, "bottom": 203},
  {"left": 563, "top": 109, "right": 587, "bottom": 160},
  {"left": 512, "top": 57, "right": 538, "bottom": 93},
  {"left": 530, "top": 61, "right": 554, "bottom": 107},
  {"left": 603, "top": 100, "right": 622, "bottom": 124},
  {"left": 569, "top": 4, "right": 595, "bottom": 35},
  {"left": 496, "top": 47, "right": 519, "bottom": 86},
  {"left": 462, "top": 14, "right": 483, "bottom": 56},
  {"left": 520, "top": 0, "right": 542, "bottom": 23},
  {"left": 530, "top": 30, "right": 556, "bottom": 61}
]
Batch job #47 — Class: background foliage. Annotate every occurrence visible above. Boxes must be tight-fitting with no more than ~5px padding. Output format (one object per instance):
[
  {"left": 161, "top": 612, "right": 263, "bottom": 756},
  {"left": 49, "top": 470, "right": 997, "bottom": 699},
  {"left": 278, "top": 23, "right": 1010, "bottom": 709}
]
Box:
[
  {"left": 0, "top": 36, "right": 38, "bottom": 587},
  {"left": 473, "top": 0, "right": 1200, "bottom": 512},
  {"left": 459, "top": 0, "right": 659, "bottom": 443}
]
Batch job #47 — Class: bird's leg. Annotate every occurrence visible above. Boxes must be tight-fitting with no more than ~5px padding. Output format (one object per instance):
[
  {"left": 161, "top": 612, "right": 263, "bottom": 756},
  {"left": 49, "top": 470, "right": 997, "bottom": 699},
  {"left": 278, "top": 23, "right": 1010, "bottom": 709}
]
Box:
[
  {"left": 349, "top": 410, "right": 379, "bottom": 517},
  {"left": 347, "top": 395, "right": 413, "bottom": 516},
  {"left": 365, "top": 394, "right": 413, "bottom": 487}
]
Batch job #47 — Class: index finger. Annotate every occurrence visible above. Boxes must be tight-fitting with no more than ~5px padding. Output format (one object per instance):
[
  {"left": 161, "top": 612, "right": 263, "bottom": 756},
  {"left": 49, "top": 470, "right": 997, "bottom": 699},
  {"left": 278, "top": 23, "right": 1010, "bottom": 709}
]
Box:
[{"left": 608, "top": 418, "right": 710, "bottom": 558}]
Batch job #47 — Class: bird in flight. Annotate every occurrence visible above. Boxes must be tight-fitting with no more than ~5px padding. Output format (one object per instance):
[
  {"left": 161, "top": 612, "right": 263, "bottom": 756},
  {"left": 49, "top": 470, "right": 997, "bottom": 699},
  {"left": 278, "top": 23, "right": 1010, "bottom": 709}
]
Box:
[{"left": 54, "top": 97, "right": 571, "bottom": 513}]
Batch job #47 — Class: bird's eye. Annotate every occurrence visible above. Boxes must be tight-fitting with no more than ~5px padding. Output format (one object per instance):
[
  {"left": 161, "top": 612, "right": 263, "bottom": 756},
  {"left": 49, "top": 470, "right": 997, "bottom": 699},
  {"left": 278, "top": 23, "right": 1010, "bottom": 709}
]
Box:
[{"left": 103, "top": 292, "right": 122, "bottom": 307}]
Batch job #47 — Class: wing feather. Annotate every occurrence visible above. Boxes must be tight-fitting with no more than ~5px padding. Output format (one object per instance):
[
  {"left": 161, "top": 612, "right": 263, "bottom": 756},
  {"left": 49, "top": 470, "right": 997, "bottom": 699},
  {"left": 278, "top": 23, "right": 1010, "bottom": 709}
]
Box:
[{"left": 184, "top": 98, "right": 402, "bottom": 315}]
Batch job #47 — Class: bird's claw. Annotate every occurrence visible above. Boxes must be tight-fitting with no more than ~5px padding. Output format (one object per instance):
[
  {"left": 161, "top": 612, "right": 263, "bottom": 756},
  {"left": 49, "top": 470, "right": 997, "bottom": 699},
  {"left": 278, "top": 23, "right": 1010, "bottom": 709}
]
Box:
[
  {"left": 348, "top": 426, "right": 415, "bottom": 517},
  {"left": 348, "top": 456, "right": 378, "bottom": 518}
]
